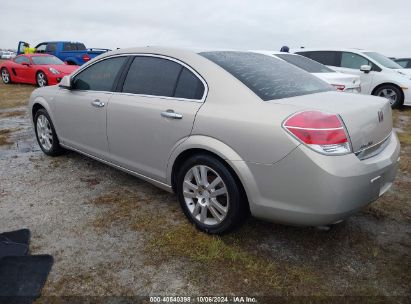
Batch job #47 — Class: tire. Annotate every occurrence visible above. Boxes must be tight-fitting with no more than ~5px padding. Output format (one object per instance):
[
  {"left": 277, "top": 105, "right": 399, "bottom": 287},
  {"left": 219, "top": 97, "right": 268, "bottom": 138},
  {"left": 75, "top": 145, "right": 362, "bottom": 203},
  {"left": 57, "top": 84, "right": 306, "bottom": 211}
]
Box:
[
  {"left": 176, "top": 154, "right": 247, "bottom": 234},
  {"left": 373, "top": 85, "right": 403, "bottom": 108},
  {"left": 1, "top": 68, "right": 12, "bottom": 84},
  {"left": 34, "top": 109, "right": 64, "bottom": 156},
  {"left": 36, "top": 71, "right": 48, "bottom": 87}
]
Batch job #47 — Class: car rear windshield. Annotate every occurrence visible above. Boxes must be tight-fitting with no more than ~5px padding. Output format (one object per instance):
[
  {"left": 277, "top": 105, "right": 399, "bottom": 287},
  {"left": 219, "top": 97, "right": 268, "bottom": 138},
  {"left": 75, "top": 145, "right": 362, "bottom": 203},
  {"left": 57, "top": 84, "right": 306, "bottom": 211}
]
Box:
[
  {"left": 200, "top": 51, "right": 332, "bottom": 101},
  {"left": 31, "top": 56, "right": 64, "bottom": 65},
  {"left": 275, "top": 53, "right": 335, "bottom": 73},
  {"left": 63, "top": 43, "right": 87, "bottom": 51}
]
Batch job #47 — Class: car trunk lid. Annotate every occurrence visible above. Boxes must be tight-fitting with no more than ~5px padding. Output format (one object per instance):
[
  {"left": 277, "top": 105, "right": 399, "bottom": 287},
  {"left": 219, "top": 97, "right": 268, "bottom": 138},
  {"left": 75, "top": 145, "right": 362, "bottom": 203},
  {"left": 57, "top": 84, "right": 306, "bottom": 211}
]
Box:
[{"left": 273, "top": 91, "right": 393, "bottom": 154}]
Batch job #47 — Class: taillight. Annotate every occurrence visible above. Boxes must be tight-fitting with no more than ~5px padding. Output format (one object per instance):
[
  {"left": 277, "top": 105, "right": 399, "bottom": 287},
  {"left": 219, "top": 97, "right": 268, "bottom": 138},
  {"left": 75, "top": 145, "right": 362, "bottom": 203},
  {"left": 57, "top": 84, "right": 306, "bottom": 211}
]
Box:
[
  {"left": 283, "top": 111, "right": 352, "bottom": 155},
  {"left": 332, "top": 84, "right": 345, "bottom": 91},
  {"left": 82, "top": 54, "right": 90, "bottom": 62}
]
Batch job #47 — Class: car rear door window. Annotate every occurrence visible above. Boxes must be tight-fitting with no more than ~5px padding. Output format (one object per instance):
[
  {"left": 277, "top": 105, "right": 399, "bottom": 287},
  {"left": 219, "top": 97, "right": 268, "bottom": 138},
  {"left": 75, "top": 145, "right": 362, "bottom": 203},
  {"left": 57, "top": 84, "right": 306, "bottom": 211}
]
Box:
[
  {"left": 200, "top": 51, "right": 332, "bottom": 101},
  {"left": 72, "top": 56, "right": 127, "bottom": 91},
  {"left": 122, "top": 56, "right": 205, "bottom": 100},
  {"left": 122, "top": 56, "right": 181, "bottom": 97},
  {"left": 301, "top": 51, "right": 339, "bottom": 66},
  {"left": 46, "top": 43, "right": 57, "bottom": 53},
  {"left": 174, "top": 67, "right": 205, "bottom": 100},
  {"left": 341, "top": 52, "right": 370, "bottom": 69}
]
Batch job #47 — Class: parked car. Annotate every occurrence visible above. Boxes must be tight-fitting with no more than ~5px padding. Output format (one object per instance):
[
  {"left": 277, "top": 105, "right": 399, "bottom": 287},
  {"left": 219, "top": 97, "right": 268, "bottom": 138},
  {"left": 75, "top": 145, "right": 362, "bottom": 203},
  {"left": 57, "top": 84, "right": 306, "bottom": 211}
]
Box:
[
  {"left": 394, "top": 58, "right": 411, "bottom": 69},
  {"left": 17, "top": 41, "right": 110, "bottom": 66},
  {"left": 1, "top": 54, "right": 79, "bottom": 86},
  {"left": 1, "top": 51, "right": 16, "bottom": 59},
  {"left": 29, "top": 47, "right": 400, "bottom": 234},
  {"left": 253, "top": 51, "right": 361, "bottom": 93},
  {"left": 294, "top": 48, "right": 411, "bottom": 108}
]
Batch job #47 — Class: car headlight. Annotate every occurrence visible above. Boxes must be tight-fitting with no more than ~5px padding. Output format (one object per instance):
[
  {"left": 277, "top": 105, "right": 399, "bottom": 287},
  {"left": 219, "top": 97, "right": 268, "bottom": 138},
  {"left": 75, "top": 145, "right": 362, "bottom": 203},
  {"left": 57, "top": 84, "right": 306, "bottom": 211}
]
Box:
[{"left": 48, "top": 67, "right": 60, "bottom": 75}]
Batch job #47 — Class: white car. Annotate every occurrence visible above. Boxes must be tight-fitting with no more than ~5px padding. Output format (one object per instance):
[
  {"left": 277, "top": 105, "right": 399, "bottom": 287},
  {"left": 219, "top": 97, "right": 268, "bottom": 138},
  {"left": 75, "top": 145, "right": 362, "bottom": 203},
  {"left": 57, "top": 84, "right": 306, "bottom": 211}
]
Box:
[
  {"left": 254, "top": 51, "right": 361, "bottom": 93},
  {"left": 1, "top": 51, "right": 16, "bottom": 59},
  {"left": 294, "top": 48, "right": 411, "bottom": 108}
]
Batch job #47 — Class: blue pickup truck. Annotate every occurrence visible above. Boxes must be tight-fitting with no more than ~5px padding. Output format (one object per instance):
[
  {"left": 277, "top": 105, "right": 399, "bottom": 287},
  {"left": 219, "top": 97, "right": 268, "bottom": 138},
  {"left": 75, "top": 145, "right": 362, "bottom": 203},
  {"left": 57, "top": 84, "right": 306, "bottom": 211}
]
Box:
[{"left": 17, "top": 41, "right": 110, "bottom": 65}]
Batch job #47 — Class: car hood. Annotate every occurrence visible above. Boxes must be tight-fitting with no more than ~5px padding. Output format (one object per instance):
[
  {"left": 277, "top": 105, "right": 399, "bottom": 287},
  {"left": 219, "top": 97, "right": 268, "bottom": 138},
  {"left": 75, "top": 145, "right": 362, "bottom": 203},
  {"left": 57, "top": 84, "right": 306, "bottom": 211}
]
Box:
[
  {"left": 394, "top": 68, "right": 411, "bottom": 79},
  {"left": 47, "top": 64, "right": 79, "bottom": 74},
  {"left": 312, "top": 72, "right": 360, "bottom": 87}
]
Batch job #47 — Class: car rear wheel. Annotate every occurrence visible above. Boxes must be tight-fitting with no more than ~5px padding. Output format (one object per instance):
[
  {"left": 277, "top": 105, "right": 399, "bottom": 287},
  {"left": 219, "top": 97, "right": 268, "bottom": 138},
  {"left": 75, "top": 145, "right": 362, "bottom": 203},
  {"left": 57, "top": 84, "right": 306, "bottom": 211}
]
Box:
[
  {"left": 36, "top": 71, "right": 48, "bottom": 87},
  {"left": 374, "top": 85, "right": 403, "bottom": 108},
  {"left": 34, "top": 109, "right": 64, "bottom": 156},
  {"left": 1, "top": 68, "right": 11, "bottom": 84},
  {"left": 176, "top": 154, "right": 246, "bottom": 234}
]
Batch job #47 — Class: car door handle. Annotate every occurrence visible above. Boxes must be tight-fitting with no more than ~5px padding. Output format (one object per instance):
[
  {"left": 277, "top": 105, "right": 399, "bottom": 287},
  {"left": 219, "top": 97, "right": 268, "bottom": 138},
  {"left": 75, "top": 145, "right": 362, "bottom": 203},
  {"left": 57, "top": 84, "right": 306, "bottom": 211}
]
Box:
[
  {"left": 91, "top": 99, "right": 105, "bottom": 108},
  {"left": 161, "top": 110, "right": 183, "bottom": 119}
]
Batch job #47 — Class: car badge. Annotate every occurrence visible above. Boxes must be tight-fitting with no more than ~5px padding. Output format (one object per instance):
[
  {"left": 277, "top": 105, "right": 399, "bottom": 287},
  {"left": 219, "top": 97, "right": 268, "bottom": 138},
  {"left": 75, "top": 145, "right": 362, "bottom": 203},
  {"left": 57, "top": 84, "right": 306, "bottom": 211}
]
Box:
[{"left": 378, "top": 110, "right": 384, "bottom": 123}]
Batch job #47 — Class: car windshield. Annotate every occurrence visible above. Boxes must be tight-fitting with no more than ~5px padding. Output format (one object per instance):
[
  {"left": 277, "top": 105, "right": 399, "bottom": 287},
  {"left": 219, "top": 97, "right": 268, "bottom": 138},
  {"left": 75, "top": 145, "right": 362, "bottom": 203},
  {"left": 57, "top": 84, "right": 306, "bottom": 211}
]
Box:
[
  {"left": 200, "top": 51, "right": 332, "bottom": 101},
  {"left": 31, "top": 56, "right": 65, "bottom": 65},
  {"left": 275, "top": 53, "right": 335, "bottom": 73},
  {"left": 364, "top": 52, "right": 403, "bottom": 69}
]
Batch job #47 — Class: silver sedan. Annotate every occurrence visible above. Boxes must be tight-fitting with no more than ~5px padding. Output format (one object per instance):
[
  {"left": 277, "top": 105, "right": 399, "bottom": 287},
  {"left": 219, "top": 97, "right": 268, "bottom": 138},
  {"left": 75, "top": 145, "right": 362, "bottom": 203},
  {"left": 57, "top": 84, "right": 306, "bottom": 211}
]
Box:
[{"left": 29, "top": 47, "right": 400, "bottom": 234}]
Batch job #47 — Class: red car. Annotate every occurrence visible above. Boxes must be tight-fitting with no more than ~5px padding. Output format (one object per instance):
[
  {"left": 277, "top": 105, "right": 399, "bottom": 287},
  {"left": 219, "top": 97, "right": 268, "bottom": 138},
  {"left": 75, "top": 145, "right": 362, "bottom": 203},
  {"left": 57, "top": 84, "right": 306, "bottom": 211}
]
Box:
[{"left": 1, "top": 54, "right": 79, "bottom": 87}]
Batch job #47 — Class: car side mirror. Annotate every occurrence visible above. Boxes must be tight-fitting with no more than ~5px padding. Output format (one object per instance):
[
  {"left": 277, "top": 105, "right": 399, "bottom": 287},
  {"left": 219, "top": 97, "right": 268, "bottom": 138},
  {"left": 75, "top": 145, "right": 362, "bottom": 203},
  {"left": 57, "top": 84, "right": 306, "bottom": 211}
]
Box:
[
  {"left": 360, "top": 65, "right": 371, "bottom": 74},
  {"left": 59, "top": 76, "right": 72, "bottom": 89}
]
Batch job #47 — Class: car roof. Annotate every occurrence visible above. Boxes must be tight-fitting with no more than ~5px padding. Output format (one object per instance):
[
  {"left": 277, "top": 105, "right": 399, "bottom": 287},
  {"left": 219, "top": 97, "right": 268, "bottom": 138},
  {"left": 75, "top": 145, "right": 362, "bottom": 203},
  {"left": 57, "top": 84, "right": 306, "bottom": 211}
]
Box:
[
  {"left": 292, "top": 48, "right": 374, "bottom": 53},
  {"left": 250, "top": 50, "right": 300, "bottom": 56},
  {"left": 95, "top": 46, "right": 258, "bottom": 61}
]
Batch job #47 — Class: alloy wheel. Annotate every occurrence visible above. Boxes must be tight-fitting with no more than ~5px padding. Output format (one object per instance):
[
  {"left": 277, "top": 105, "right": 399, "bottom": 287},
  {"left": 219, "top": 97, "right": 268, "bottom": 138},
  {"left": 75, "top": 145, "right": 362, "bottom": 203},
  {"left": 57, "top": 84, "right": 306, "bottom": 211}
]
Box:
[
  {"left": 37, "top": 72, "right": 47, "bottom": 87},
  {"left": 378, "top": 88, "right": 397, "bottom": 105},
  {"left": 36, "top": 114, "right": 53, "bottom": 151},
  {"left": 183, "top": 165, "right": 229, "bottom": 226},
  {"left": 1, "top": 69, "right": 10, "bottom": 83}
]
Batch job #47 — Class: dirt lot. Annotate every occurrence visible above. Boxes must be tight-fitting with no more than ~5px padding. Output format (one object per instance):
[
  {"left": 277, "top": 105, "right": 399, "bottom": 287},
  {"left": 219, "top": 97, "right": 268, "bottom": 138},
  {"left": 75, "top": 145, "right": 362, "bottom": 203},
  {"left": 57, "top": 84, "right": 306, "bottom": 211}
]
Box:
[{"left": 0, "top": 74, "right": 410, "bottom": 302}]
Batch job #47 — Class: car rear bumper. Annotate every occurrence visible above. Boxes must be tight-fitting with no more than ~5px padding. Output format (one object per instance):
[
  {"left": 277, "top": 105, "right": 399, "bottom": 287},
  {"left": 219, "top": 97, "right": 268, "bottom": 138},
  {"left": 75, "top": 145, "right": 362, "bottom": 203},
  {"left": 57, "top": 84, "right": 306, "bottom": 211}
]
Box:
[{"left": 243, "top": 132, "right": 400, "bottom": 226}]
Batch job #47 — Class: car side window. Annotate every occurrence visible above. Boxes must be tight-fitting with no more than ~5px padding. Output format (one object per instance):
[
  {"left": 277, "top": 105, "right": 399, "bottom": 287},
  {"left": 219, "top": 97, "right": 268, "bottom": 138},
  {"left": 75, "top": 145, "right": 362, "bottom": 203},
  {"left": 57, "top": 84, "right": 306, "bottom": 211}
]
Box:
[
  {"left": 395, "top": 60, "right": 407, "bottom": 68},
  {"left": 72, "top": 56, "right": 127, "bottom": 91},
  {"left": 122, "top": 56, "right": 205, "bottom": 100},
  {"left": 174, "top": 68, "right": 205, "bottom": 100},
  {"left": 341, "top": 52, "right": 370, "bottom": 69},
  {"left": 36, "top": 44, "right": 47, "bottom": 53},
  {"left": 301, "top": 51, "right": 339, "bottom": 66},
  {"left": 122, "top": 56, "right": 181, "bottom": 97},
  {"left": 14, "top": 56, "right": 30, "bottom": 64},
  {"left": 46, "top": 43, "right": 57, "bottom": 53}
]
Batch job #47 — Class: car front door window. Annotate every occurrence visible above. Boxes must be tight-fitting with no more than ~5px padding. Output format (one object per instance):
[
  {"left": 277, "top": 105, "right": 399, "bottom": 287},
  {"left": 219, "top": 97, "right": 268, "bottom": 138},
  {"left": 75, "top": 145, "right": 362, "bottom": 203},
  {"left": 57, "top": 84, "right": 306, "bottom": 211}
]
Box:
[
  {"left": 72, "top": 56, "right": 127, "bottom": 91},
  {"left": 341, "top": 52, "right": 370, "bottom": 69}
]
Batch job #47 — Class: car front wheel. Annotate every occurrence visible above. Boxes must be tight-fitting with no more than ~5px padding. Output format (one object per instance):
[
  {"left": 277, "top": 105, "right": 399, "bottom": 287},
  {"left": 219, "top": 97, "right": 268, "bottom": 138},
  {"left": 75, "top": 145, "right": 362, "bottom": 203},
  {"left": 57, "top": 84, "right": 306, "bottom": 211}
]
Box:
[
  {"left": 374, "top": 85, "right": 403, "bottom": 108},
  {"left": 1, "top": 68, "right": 11, "bottom": 84},
  {"left": 176, "top": 154, "right": 247, "bottom": 234},
  {"left": 34, "top": 109, "right": 64, "bottom": 156},
  {"left": 36, "top": 71, "right": 48, "bottom": 87}
]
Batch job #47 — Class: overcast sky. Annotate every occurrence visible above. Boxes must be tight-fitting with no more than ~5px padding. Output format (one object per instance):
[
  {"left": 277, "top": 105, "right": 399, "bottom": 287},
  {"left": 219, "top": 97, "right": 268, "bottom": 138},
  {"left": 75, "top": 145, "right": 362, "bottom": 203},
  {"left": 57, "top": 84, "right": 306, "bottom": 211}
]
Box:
[{"left": 1, "top": 0, "right": 410, "bottom": 57}]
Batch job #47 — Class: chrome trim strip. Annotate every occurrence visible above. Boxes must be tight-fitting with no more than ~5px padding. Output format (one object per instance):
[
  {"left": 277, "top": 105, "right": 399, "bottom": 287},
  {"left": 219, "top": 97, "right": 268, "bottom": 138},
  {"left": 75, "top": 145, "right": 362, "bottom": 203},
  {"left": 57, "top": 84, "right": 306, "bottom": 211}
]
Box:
[
  {"left": 355, "top": 132, "right": 392, "bottom": 154},
  {"left": 60, "top": 143, "right": 173, "bottom": 192},
  {"left": 68, "top": 53, "right": 209, "bottom": 103}
]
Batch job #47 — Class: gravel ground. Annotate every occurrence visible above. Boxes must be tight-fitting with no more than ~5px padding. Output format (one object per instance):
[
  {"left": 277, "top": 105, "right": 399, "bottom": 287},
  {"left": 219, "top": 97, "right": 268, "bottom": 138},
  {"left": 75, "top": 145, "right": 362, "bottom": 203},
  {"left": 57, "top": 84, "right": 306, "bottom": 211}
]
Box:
[{"left": 0, "top": 88, "right": 410, "bottom": 302}]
